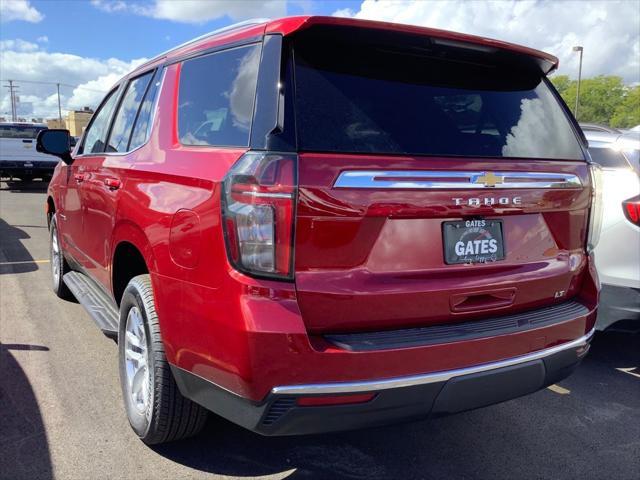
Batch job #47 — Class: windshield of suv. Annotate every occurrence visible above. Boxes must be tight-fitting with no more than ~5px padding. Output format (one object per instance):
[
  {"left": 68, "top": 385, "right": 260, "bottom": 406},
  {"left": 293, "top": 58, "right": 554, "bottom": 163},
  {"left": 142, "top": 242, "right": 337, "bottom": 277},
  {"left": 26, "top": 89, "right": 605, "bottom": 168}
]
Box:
[
  {"left": 0, "top": 124, "right": 47, "bottom": 139},
  {"left": 293, "top": 28, "right": 584, "bottom": 160}
]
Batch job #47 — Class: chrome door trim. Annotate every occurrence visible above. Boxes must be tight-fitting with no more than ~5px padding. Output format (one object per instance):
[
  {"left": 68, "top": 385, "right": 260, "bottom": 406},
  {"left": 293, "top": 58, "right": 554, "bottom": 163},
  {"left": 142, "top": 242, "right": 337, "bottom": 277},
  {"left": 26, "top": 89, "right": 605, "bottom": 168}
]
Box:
[
  {"left": 333, "top": 170, "right": 583, "bottom": 189},
  {"left": 271, "top": 327, "right": 595, "bottom": 396}
]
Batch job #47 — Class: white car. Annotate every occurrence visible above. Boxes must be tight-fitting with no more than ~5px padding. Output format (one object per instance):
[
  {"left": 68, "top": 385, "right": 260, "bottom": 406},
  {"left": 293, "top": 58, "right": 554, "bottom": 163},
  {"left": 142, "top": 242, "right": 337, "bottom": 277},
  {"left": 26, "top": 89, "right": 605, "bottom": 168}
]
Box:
[
  {"left": 0, "top": 122, "right": 58, "bottom": 181},
  {"left": 585, "top": 131, "right": 640, "bottom": 331}
]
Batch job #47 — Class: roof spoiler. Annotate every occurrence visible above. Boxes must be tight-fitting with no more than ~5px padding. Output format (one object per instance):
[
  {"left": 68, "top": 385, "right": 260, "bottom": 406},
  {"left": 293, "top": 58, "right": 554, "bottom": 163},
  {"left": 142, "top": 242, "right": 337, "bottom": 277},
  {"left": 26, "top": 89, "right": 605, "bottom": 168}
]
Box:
[{"left": 268, "top": 16, "right": 559, "bottom": 75}]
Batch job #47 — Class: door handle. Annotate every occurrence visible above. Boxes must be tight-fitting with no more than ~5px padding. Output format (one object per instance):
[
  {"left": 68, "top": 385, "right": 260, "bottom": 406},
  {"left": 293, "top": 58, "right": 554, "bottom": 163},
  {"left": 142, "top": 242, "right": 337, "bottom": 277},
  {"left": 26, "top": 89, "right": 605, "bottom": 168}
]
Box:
[
  {"left": 104, "top": 178, "right": 121, "bottom": 190},
  {"left": 74, "top": 173, "right": 85, "bottom": 183}
]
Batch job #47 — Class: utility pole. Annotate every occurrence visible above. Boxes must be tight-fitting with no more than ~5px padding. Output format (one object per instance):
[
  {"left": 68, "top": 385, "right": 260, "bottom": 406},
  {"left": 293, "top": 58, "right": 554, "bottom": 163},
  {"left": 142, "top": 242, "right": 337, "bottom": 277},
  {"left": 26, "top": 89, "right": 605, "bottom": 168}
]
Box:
[
  {"left": 3, "top": 80, "right": 18, "bottom": 121},
  {"left": 56, "top": 83, "right": 62, "bottom": 123},
  {"left": 572, "top": 46, "right": 584, "bottom": 121}
]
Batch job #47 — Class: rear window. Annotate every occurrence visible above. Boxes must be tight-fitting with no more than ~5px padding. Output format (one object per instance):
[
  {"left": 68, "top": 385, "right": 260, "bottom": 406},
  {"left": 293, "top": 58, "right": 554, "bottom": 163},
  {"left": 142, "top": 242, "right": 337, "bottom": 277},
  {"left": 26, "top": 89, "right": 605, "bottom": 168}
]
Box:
[
  {"left": 293, "top": 29, "right": 584, "bottom": 160},
  {"left": 0, "top": 125, "right": 47, "bottom": 139},
  {"left": 588, "top": 147, "right": 631, "bottom": 169}
]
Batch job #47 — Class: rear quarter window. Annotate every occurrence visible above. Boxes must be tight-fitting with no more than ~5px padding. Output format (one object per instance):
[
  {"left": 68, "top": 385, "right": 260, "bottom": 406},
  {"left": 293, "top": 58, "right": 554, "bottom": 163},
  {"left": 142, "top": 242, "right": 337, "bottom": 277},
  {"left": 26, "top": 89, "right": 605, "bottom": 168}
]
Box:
[{"left": 178, "top": 44, "right": 261, "bottom": 147}]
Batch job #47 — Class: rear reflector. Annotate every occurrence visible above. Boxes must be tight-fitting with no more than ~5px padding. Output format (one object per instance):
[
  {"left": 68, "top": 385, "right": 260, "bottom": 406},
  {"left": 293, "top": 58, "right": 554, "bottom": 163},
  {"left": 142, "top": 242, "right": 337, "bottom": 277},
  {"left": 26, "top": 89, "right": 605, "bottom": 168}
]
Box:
[
  {"left": 296, "top": 393, "right": 376, "bottom": 407},
  {"left": 623, "top": 195, "right": 640, "bottom": 226}
]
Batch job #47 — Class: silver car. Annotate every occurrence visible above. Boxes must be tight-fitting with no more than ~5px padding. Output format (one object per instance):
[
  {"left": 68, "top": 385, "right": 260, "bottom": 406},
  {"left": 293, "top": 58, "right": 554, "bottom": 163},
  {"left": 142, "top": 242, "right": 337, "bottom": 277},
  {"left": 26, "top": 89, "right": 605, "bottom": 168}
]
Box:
[{"left": 584, "top": 130, "right": 640, "bottom": 331}]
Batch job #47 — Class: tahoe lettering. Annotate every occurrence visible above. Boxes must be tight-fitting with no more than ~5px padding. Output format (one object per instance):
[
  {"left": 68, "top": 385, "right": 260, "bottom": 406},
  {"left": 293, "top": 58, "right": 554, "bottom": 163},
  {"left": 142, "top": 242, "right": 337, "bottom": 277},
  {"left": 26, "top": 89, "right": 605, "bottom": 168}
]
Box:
[{"left": 453, "top": 197, "right": 522, "bottom": 207}]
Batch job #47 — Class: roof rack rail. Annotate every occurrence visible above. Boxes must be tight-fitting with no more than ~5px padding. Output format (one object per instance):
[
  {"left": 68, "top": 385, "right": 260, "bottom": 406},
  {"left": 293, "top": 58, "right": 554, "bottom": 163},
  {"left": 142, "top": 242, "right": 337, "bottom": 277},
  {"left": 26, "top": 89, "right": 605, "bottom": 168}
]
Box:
[{"left": 140, "top": 18, "right": 270, "bottom": 69}]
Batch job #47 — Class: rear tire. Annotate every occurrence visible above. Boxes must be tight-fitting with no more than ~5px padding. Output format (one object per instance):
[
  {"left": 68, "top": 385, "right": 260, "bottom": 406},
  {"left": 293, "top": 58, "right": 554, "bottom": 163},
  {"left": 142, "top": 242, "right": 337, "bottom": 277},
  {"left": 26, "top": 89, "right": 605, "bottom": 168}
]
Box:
[
  {"left": 118, "top": 274, "right": 207, "bottom": 445},
  {"left": 49, "top": 215, "right": 72, "bottom": 299}
]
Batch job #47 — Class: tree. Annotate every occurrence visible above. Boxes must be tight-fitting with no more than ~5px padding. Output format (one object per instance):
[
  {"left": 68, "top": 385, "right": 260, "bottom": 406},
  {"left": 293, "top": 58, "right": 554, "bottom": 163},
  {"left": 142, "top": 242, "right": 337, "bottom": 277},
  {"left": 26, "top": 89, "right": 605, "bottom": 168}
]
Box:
[
  {"left": 549, "top": 75, "right": 636, "bottom": 127},
  {"left": 551, "top": 75, "right": 572, "bottom": 96},
  {"left": 611, "top": 86, "right": 640, "bottom": 128}
]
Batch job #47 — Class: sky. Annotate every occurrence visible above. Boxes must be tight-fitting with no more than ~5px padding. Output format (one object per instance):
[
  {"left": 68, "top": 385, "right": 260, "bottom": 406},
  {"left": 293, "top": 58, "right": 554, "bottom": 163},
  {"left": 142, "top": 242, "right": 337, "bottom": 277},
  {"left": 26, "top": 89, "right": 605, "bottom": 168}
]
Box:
[{"left": 0, "top": 0, "right": 638, "bottom": 120}]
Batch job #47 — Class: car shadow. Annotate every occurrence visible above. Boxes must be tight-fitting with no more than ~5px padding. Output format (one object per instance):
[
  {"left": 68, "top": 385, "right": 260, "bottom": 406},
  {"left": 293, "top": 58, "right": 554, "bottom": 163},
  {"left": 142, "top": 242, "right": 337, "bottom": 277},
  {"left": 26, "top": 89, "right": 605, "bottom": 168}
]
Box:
[
  {"left": 151, "top": 330, "right": 640, "bottom": 479},
  {"left": 0, "top": 217, "right": 39, "bottom": 275},
  {"left": 0, "top": 343, "right": 53, "bottom": 480}
]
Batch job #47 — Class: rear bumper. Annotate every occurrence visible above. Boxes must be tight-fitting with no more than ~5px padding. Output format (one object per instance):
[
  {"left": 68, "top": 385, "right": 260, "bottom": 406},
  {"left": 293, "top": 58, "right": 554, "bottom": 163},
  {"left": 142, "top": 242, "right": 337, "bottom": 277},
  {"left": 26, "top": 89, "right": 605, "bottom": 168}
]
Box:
[
  {"left": 596, "top": 284, "right": 640, "bottom": 331},
  {"left": 172, "top": 327, "right": 594, "bottom": 436}
]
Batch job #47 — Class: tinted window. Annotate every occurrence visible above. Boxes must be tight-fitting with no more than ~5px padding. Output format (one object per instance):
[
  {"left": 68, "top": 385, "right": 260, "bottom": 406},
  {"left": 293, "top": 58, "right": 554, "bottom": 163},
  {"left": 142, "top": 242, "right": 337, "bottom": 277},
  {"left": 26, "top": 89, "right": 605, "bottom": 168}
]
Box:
[
  {"left": 588, "top": 147, "right": 630, "bottom": 169},
  {"left": 294, "top": 30, "right": 584, "bottom": 160},
  {"left": 129, "top": 70, "right": 162, "bottom": 151},
  {"left": 178, "top": 44, "right": 261, "bottom": 147},
  {"left": 82, "top": 89, "right": 119, "bottom": 154},
  {"left": 106, "top": 72, "right": 153, "bottom": 153},
  {"left": 0, "top": 125, "right": 46, "bottom": 139},
  {"left": 623, "top": 149, "right": 639, "bottom": 174}
]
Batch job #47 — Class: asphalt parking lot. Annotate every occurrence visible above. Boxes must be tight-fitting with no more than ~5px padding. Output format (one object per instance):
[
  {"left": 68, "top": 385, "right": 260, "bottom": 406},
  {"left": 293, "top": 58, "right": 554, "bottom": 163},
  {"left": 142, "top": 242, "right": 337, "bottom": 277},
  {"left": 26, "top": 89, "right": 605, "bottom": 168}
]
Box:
[{"left": 1, "top": 179, "right": 639, "bottom": 480}]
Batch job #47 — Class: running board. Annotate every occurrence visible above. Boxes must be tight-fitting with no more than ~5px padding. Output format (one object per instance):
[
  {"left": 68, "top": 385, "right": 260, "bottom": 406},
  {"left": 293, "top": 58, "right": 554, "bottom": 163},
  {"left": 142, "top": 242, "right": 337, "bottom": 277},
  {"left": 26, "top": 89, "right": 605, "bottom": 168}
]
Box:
[{"left": 63, "top": 271, "right": 119, "bottom": 338}]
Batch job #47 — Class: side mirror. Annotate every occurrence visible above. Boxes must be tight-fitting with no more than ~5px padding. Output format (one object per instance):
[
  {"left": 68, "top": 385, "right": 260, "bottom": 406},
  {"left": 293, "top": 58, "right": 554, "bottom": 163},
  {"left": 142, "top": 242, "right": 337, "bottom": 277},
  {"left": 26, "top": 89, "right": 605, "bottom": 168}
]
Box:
[{"left": 36, "top": 129, "right": 73, "bottom": 164}]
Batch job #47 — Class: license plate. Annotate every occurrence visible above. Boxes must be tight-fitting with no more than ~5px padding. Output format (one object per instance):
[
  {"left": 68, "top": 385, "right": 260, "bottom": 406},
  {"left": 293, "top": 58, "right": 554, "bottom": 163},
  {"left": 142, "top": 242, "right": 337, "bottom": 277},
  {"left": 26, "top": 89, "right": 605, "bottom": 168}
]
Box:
[{"left": 443, "top": 219, "right": 505, "bottom": 264}]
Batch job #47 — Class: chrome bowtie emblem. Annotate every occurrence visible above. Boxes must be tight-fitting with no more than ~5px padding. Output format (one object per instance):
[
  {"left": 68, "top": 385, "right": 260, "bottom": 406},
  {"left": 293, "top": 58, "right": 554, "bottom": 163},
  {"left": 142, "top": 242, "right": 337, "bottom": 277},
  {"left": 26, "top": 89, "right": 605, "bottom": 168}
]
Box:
[{"left": 473, "top": 172, "right": 504, "bottom": 188}]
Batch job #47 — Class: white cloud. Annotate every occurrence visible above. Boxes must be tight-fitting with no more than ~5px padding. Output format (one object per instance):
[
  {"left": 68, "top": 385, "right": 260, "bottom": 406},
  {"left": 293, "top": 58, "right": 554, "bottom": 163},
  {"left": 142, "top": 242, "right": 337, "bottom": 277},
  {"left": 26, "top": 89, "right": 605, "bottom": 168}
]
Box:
[
  {"left": 152, "top": 0, "right": 285, "bottom": 23},
  {"left": 90, "top": 0, "right": 129, "bottom": 13},
  {"left": 332, "top": 8, "right": 355, "bottom": 18},
  {"left": 0, "top": 39, "right": 39, "bottom": 52},
  {"left": 334, "top": 0, "right": 640, "bottom": 83},
  {"left": 91, "top": 0, "right": 285, "bottom": 24},
  {"left": 36, "top": 35, "right": 49, "bottom": 43},
  {"left": 0, "top": 0, "right": 44, "bottom": 22},
  {"left": 0, "top": 41, "right": 146, "bottom": 119}
]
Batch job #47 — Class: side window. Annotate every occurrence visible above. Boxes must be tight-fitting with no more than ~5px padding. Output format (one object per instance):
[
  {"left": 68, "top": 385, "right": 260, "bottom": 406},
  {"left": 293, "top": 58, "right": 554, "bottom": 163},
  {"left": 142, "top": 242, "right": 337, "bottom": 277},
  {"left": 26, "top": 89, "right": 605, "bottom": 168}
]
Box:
[
  {"left": 106, "top": 71, "right": 154, "bottom": 153},
  {"left": 129, "top": 69, "right": 162, "bottom": 151},
  {"left": 81, "top": 88, "right": 119, "bottom": 154},
  {"left": 178, "top": 43, "right": 261, "bottom": 147},
  {"left": 588, "top": 147, "right": 630, "bottom": 169}
]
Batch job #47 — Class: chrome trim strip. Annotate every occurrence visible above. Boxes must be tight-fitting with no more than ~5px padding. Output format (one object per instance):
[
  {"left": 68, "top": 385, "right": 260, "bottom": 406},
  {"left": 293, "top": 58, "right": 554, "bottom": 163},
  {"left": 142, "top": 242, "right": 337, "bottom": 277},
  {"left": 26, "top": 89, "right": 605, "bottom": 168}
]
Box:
[
  {"left": 271, "top": 328, "right": 595, "bottom": 395},
  {"left": 333, "top": 170, "right": 583, "bottom": 190},
  {"left": 241, "top": 191, "right": 292, "bottom": 199}
]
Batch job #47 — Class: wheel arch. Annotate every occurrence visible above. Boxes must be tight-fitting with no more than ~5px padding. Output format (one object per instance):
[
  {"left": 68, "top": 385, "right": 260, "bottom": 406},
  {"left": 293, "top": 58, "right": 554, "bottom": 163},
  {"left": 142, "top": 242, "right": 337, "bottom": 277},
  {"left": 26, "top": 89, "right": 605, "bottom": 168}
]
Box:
[{"left": 111, "top": 220, "right": 158, "bottom": 306}]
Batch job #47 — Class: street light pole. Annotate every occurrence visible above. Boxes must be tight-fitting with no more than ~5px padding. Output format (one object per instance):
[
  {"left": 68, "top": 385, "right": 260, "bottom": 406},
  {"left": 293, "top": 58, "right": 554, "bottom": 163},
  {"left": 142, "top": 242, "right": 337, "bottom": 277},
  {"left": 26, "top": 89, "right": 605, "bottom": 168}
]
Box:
[
  {"left": 573, "top": 46, "right": 583, "bottom": 121},
  {"left": 56, "top": 83, "right": 62, "bottom": 123}
]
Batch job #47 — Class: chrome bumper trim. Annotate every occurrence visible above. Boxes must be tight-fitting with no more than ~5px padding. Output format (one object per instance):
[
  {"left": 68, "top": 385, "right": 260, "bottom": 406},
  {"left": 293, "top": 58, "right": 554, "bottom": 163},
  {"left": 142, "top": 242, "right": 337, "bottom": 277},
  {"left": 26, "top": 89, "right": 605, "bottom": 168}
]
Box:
[{"left": 271, "top": 328, "right": 595, "bottom": 396}]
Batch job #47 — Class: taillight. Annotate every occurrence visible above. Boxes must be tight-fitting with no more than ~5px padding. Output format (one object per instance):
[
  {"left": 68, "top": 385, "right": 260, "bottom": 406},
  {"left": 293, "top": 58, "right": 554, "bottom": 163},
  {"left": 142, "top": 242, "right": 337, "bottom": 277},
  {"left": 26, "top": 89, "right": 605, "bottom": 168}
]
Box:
[
  {"left": 622, "top": 195, "right": 640, "bottom": 226},
  {"left": 587, "top": 163, "right": 604, "bottom": 252},
  {"left": 222, "top": 152, "right": 297, "bottom": 280}
]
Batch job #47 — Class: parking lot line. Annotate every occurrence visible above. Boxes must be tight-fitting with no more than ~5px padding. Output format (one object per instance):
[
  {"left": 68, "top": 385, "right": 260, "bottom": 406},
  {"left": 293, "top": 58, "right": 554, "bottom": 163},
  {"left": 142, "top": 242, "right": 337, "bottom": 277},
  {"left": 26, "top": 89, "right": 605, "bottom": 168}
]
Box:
[
  {"left": 616, "top": 367, "right": 640, "bottom": 379},
  {"left": 547, "top": 384, "right": 571, "bottom": 395},
  {"left": 0, "top": 259, "right": 50, "bottom": 265}
]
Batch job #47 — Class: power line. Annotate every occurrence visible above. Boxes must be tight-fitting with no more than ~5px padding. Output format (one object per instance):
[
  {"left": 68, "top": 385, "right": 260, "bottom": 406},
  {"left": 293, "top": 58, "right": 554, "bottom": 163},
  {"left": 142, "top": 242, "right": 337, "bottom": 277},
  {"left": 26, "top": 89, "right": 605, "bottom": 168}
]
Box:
[{"left": 0, "top": 78, "right": 107, "bottom": 93}]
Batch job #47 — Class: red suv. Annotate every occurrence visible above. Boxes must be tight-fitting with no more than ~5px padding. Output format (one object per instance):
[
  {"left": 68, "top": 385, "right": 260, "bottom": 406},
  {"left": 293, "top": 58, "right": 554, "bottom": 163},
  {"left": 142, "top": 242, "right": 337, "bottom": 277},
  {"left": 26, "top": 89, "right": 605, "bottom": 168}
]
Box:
[{"left": 39, "top": 16, "right": 600, "bottom": 444}]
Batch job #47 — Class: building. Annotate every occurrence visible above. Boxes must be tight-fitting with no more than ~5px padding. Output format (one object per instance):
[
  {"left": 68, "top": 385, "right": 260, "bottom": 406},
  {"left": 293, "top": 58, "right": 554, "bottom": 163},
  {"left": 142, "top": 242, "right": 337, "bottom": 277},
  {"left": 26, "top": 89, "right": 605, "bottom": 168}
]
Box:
[
  {"left": 47, "top": 118, "right": 66, "bottom": 129},
  {"left": 66, "top": 107, "right": 93, "bottom": 137}
]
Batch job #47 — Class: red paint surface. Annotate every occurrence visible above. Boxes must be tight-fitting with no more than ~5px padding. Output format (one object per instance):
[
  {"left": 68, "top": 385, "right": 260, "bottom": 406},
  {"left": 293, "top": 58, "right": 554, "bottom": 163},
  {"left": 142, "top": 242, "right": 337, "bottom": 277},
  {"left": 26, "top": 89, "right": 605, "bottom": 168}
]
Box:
[{"left": 46, "top": 16, "right": 596, "bottom": 404}]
